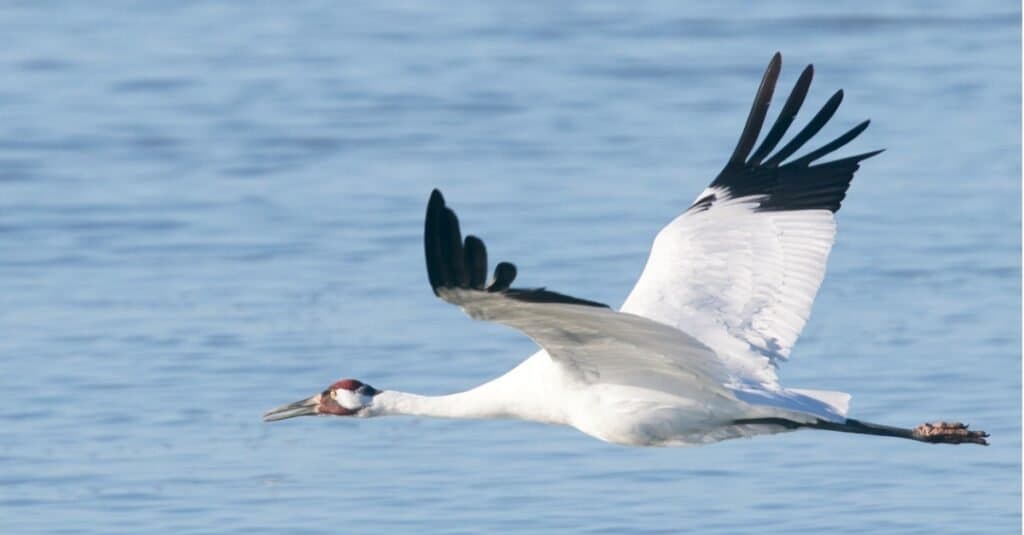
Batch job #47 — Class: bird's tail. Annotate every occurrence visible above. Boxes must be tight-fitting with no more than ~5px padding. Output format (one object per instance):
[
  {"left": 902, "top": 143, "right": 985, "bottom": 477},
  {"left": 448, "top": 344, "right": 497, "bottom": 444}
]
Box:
[
  {"left": 731, "top": 386, "right": 851, "bottom": 423},
  {"left": 788, "top": 388, "right": 851, "bottom": 418},
  {"left": 732, "top": 389, "right": 990, "bottom": 445}
]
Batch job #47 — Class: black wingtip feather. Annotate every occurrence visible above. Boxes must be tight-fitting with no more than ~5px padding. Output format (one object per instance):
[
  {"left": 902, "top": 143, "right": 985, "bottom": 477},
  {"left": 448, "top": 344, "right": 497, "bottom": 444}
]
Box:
[
  {"left": 488, "top": 262, "right": 516, "bottom": 292},
  {"left": 748, "top": 64, "right": 813, "bottom": 166},
  {"left": 704, "top": 56, "right": 878, "bottom": 215},
  {"left": 423, "top": 190, "right": 609, "bottom": 309},
  {"left": 763, "top": 89, "right": 844, "bottom": 167},
  {"left": 729, "top": 52, "right": 782, "bottom": 167},
  {"left": 441, "top": 207, "right": 467, "bottom": 287},
  {"left": 424, "top": 190, "right": 446, "bottom": 294},
  {"left": 791, "top": 119, "right": 871, "bottom": 166},
  {"left": 464, "top": 235, "right": 488, "bottom": 290}
]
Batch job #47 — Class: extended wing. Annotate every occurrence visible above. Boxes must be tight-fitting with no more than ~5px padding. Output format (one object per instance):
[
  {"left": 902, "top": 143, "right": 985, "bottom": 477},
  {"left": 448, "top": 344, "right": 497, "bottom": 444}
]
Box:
[
  {"left": 424, "top": 189, "right": 732, "bottom": 391},
  {"left": 622, "top": 53, "right": 880, "bottom": 385}
]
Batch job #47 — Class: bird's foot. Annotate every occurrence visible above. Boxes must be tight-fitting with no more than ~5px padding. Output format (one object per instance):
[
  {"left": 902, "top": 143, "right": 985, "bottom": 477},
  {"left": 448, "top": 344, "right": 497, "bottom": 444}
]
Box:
[{"left": 912, "top": 421, "right": 989, "bottom": 446}]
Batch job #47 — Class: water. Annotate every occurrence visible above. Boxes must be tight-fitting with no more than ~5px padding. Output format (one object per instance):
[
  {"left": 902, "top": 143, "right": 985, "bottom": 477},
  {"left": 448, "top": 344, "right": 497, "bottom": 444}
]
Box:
[{"left": 1, "top": 1, "right": 1019, "bottom": 533}]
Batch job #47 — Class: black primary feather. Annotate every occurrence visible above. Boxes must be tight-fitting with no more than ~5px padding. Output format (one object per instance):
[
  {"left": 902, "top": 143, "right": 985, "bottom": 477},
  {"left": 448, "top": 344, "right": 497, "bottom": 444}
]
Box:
[
  {"left": 697, "top": 53, "right": 881, "bottom": 215},
  {"left": 488, "top": 262, "right": 517, "bottom": 292},
  {"left": 423, "top": 189, "right": 609, "bottom": 309},
  {"left": 727, "top": 52, "right": 781, "bottom": 169},
  {"left": 747, "top": 64, "right": 813, "bottom": 166},
  {"left": 464, "top": 236, "right": 488, "bottom": 290}
]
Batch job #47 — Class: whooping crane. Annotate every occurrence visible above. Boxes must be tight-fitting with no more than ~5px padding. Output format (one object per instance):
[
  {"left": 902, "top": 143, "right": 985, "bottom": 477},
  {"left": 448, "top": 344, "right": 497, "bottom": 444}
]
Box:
[{"left": 264, "top": 53, "right": 989, "bottom": 447}]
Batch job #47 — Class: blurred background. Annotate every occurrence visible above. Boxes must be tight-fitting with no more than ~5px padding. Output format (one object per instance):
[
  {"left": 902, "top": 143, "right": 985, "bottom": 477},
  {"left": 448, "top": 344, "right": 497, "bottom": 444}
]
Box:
[{"left": 0, "top": 1, "right": 1019, "bottom": 533}]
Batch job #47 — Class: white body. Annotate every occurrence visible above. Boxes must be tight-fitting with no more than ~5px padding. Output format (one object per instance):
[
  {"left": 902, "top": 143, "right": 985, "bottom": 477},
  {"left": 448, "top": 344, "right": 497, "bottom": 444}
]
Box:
[{"left": 371, "top": 347, "right": 849, "bottom": 446}]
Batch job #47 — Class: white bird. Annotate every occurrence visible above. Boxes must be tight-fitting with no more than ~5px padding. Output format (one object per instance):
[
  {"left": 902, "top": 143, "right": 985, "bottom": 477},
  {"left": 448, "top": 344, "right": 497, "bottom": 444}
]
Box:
[{"left": 265, "top": 53, "right": 988, "bottom": 447}]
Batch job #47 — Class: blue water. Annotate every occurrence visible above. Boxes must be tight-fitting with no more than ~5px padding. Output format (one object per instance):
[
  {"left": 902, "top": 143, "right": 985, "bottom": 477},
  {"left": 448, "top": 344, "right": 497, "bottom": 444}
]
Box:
[{"left": 1, "top": 2, "right": 1019, "bottom": 533}]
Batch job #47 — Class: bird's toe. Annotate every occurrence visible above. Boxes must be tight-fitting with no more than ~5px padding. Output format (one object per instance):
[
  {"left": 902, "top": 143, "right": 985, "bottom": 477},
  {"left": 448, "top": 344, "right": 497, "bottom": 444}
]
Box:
[{"left": 912, "top": 421, "right": 989, "bottom": 446}]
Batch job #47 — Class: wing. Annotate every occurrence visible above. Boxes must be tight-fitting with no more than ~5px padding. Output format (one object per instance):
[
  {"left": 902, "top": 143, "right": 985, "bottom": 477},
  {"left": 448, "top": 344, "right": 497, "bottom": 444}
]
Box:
[
  {"left": 621, "top": 52, "right": 881, "bottom": 385},
  {"left": 424, "top": 189, "right": 733, "bottom": 391}
]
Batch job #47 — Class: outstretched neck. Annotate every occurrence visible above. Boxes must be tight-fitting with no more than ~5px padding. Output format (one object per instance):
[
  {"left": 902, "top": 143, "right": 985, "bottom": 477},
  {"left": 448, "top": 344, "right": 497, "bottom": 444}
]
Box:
[
  {"left": 371, "top": 389, "right": 516, "bottom": 420},
  {"left": 367, "top": 354, "right": 567, "bottom": 424}
]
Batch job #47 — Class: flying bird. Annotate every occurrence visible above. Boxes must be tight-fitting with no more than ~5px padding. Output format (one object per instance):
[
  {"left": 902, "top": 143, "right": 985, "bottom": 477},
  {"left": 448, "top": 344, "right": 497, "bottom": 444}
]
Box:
[{"left": 265, "top": 53, "right": 988, "bottom": 447}]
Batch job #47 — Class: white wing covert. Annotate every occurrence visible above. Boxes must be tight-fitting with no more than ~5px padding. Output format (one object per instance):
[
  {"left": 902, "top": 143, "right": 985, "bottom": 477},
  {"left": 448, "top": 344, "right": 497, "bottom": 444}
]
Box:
[{"left": 621, "top": 53, "right": 881, "bottom": 385}]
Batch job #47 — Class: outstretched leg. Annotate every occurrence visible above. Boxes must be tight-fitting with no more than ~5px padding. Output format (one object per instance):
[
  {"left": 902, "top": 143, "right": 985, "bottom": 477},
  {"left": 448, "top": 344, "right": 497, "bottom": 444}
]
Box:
[{"left": 733, "top": 417, "right": 989, "bottom": 446}]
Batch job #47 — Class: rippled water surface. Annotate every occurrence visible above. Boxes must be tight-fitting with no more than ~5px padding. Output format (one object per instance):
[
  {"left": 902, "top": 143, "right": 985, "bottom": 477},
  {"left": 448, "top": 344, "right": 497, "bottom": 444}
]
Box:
[{"left": 1, "top": 2, "right": 1020, "bottom": 533}]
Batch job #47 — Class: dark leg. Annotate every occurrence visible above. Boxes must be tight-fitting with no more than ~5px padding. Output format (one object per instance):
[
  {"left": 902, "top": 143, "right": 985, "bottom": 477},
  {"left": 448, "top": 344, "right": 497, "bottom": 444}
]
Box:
[{"left": 733, "top": 417, "right": 989, "bottom": 446}]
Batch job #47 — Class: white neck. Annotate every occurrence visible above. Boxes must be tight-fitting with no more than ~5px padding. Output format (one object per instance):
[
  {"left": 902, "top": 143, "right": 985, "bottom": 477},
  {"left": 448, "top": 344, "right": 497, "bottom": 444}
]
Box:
[
  {"left": 371, "top": 389, "right": 517, "bottom": 420},
  {"left": 366, "top": 352, "right": 568, "bottom": 424}
]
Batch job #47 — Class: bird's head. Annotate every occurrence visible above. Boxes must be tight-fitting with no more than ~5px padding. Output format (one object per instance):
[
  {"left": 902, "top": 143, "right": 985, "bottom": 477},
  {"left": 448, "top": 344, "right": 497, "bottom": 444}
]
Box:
[{"left": 263, "top": 379, "right": 381, "bottom": 422}]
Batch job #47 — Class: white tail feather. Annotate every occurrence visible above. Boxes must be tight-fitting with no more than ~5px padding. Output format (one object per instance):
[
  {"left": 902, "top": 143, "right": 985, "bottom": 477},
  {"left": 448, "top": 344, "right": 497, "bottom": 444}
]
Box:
[
  {"left": 789, "top": 388, "right": 851, "bottom": 418},
  {"left": 732, "top": 386, "right": 851, "bottom": 423}
]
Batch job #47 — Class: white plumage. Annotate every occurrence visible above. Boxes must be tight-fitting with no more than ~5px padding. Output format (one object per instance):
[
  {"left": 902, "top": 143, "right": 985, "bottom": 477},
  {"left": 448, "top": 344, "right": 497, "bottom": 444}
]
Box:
[
  {"left": 624, "top": 194, "right": 838, "bottom": 369},
  {"left": 264, "top": 53, "right": 988, "bottom": 447}
]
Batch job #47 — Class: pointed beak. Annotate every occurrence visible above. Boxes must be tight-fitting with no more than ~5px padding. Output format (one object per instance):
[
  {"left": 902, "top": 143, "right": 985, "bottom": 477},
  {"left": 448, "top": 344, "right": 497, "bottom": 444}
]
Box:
[{"left": 263, "top": 394, "right": 320, "bottom": 422}]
